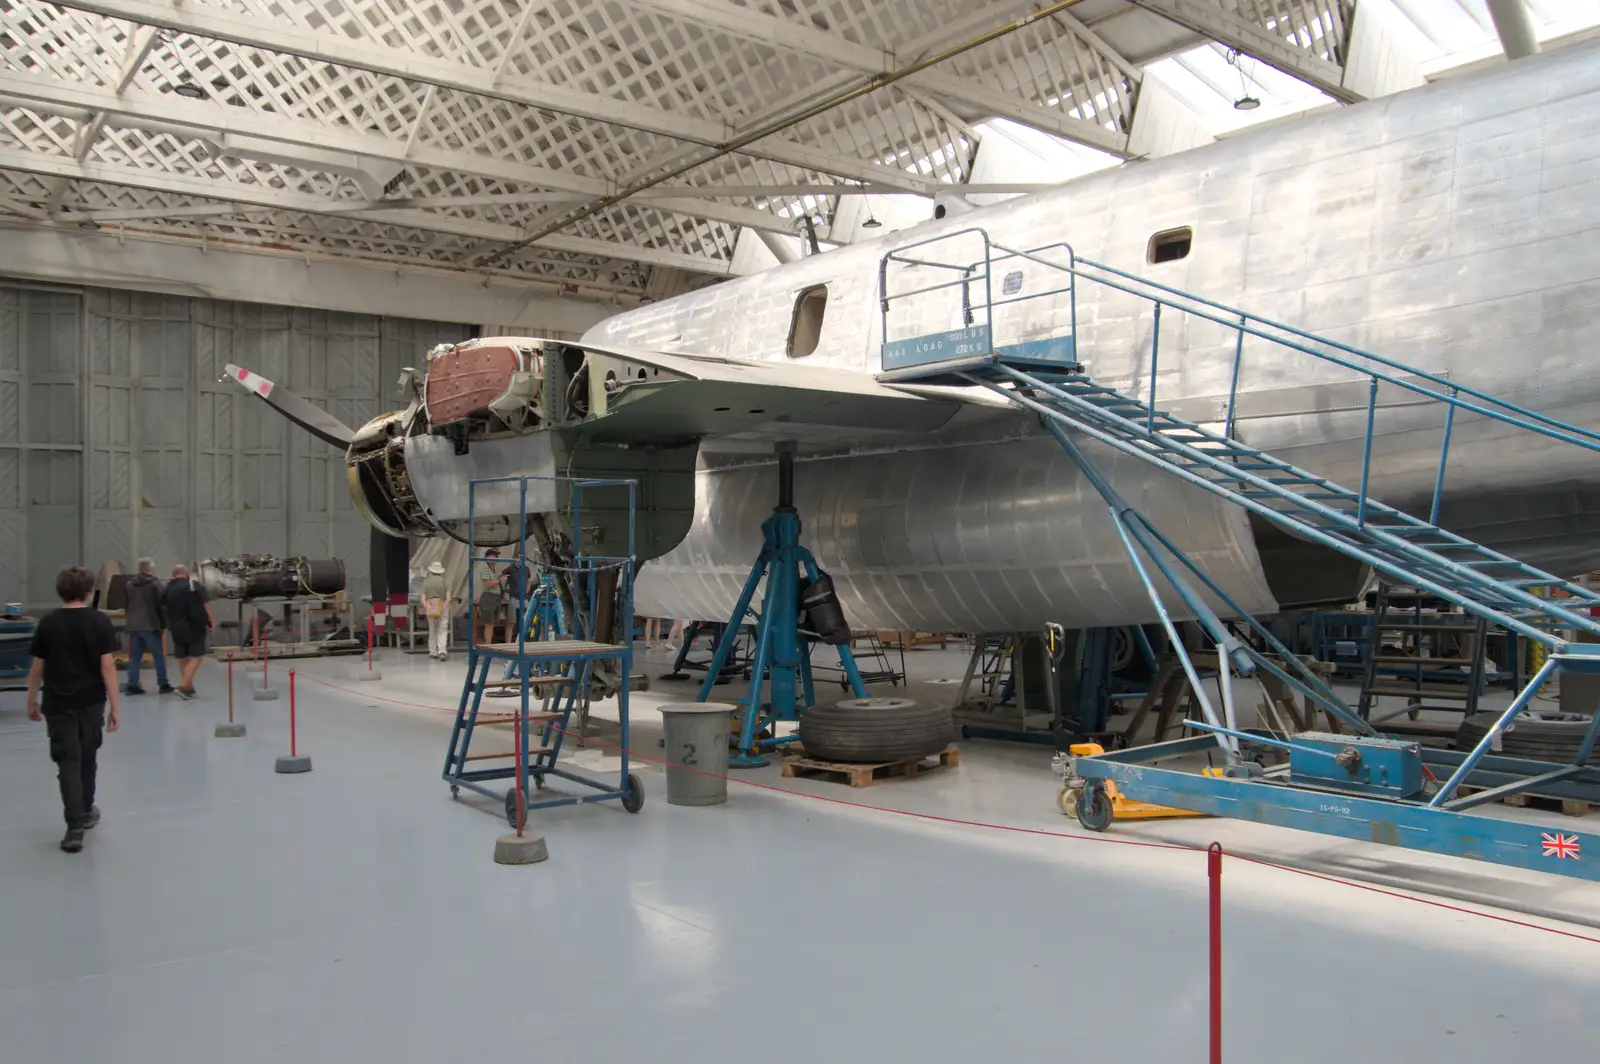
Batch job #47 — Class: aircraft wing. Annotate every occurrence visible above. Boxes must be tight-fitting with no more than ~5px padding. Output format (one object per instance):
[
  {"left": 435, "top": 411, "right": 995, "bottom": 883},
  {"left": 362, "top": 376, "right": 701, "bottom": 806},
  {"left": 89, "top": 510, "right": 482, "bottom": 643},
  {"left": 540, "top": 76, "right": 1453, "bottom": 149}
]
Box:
[{"left": 574, "top": 342, "right": 1009, "bottom": 448}]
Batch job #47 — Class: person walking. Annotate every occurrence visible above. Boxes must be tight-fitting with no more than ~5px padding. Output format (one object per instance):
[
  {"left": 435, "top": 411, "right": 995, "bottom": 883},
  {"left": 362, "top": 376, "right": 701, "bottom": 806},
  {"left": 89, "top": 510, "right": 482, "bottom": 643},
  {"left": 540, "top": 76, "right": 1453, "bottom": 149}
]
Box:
[
  {"left": 420, "top": 561, "right": 452, "bottom": 661},
  {"left": 159, "top": 564, "right": 214, "bottom": 700},
  {"left": 122, "top": 557, "right": 174, "bottom": 695},
  {"left": 25, "top": 565, "right": 121, "bottom": 853},
  {"left": 502, "top": 552, "right": 530, "bottom": 642},
  {"left": 475, "top": 548, "right": 503, "bottom": 646}
]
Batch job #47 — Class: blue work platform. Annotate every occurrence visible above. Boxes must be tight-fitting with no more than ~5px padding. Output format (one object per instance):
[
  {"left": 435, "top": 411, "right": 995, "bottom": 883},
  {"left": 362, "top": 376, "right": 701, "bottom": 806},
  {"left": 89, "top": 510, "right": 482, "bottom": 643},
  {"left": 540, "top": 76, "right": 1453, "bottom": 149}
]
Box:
[
  {"left": 442, "top": 475, "right": 643, "bottom": 826},
  {"left": 878, "top": 227, "right": 1600, "bottom": 881}
]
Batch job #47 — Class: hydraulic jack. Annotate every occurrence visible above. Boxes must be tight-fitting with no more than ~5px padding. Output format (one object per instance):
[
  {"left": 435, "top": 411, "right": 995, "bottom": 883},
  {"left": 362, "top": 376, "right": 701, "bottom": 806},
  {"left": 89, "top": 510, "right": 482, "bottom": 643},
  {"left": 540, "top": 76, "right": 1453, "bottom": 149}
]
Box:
[
  {"left": 1057, "top": 742, "right": 1213, "bottom": 829},
  {"left": 698, "top": 443, "right": 867, "bottom": 767}
]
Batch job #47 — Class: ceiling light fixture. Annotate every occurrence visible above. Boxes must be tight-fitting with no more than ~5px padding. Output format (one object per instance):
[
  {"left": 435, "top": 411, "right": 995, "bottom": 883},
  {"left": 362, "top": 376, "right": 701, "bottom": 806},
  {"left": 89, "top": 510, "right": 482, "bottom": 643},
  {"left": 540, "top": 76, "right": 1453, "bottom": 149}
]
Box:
[
  {"left": 1225, "top": 48, "right": 1260, "bottom": 113},
  {"left": 858, "top": 181, "right": 881, "bottom": 229},
  {"left": 77, "top": 219, "right": 102, "bottom": 231},
  {"left": 172, "top": 80, "right": 206, "bottom": 99}
]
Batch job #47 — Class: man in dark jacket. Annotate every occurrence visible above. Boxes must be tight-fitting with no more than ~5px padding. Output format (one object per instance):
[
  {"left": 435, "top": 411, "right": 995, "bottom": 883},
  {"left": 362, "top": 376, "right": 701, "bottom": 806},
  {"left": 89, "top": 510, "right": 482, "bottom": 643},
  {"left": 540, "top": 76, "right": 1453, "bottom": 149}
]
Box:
[
  {"left": 123, "top": 557, "right": 173, "bottom": 695},
  {"left": 27, "top": 565, "right": 121, "bottom": 853},
  {"left": 159, "top": 564, "right": 214, "bottom": 700}
]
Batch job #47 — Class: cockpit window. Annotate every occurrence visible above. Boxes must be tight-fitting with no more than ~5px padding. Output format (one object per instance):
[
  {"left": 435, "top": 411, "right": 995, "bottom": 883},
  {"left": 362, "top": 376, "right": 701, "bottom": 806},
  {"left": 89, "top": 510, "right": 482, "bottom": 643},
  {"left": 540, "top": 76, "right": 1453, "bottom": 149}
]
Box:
[{"left": 788, "top": 285, "right": 827, "bottom": 358}]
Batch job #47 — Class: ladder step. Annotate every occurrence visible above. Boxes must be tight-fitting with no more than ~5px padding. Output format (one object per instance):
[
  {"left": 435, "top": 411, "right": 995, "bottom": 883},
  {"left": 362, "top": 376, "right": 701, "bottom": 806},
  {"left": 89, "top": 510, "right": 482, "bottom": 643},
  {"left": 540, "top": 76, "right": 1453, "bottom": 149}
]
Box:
[
  {"left": 462, "top": 747, "right": 555, "bottom": 762},
  {"left": 1365, "top": 682, "right": 1477, "bottom": 700},
  {"left": 1369, "top": 656, "right": 1477, "bottom": 667},
  {"left": 481, "top": 676, "right": 574, "bottom": 689},
  {"left": 474, "top": 712, "right": 566, "bottom": 725}
]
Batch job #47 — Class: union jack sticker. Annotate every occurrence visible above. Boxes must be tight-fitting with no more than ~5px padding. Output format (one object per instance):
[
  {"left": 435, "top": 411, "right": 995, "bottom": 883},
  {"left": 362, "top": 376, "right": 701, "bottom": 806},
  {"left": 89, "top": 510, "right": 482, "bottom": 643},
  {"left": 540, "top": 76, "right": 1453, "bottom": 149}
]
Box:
[{"left": 1541, "top": 832, "right": 1580, "bottom": 860}]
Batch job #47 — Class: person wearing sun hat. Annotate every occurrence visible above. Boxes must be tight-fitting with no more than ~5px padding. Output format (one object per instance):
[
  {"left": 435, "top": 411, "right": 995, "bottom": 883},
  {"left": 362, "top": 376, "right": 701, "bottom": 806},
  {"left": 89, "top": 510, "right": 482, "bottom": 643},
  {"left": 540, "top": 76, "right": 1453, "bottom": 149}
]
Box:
[{"left": 420, "top": 561, "right": 453, "bottom": 661}]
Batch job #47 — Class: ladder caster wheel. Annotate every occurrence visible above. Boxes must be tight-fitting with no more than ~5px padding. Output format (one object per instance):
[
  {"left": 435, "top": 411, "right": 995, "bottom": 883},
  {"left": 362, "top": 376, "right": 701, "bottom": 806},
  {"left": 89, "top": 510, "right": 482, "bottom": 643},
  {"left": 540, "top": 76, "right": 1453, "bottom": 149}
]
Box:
[
  {"left": 1077, "top": 784, "right": 1114, "bottom": 832},
  {"left": 533, "top": 773, "right": 546, "bottom": 791},
  {"left": 504, "top": 788, "right": 528, "bottom": 827},
  {"left": 621, "top": 773, "right": 645, "bottom": 814},
  {"left": 450, "top": 785, "right": 459, "bottom": 799}
]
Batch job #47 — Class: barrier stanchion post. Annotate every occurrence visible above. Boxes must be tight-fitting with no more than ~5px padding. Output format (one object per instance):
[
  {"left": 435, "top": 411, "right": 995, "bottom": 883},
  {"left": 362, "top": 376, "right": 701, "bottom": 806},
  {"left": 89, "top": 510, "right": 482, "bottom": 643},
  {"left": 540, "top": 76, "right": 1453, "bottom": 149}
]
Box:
[
  {"left": 1209, "top": 842, "right": 1223, "bottom": 1064},
  {"left": 253, "top": 617, "right": 279, "bottom": 701},
  {"left": 246, "top": 614, "right": 264, "bottom": 674},
  {"left": 359, "top": 610, "right": 383, "bottom": 681},
  {"left": 494, "top": 654, "right": 548, "bottom": 866},
  {"left": 275, "top": 669, "right": 312, "bottom": 773},
  {"left": 215, "top": 649, "right": 247, "bottom": 737}
]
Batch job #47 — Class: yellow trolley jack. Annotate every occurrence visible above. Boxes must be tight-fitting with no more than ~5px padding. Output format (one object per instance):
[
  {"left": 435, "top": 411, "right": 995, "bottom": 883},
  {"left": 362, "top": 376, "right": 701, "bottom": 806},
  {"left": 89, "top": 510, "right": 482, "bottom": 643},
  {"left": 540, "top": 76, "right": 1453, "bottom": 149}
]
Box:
[{"left": 1056, "top": 743, "right": 1214, "bottom": 830}]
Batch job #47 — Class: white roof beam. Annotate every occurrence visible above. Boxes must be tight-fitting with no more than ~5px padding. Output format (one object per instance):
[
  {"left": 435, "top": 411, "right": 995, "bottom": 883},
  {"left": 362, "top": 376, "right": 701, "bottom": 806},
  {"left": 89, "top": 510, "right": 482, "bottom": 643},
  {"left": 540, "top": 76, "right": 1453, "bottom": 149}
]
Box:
[
  {"left": 51, "top": 0, "right": 936, "bottom": 194},
  {"left": 1123, "top": 0, "right": 1362, "bottom": 103},
  {"left": 0, "top": 144, "right": 731, "bottom": 276},
  {"left": 0, "top": 68, "right": 790, "bottom": 237},
  {"left": 618, "top": 0, "right": 1130, "bottom": 156}
]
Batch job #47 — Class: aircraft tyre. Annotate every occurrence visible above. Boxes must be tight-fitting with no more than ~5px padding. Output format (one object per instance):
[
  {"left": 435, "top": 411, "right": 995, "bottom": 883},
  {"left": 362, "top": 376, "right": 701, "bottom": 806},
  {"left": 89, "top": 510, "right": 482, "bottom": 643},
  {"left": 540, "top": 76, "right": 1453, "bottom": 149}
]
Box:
[
  {"left": 798, "top": 697, "right": 953, "bottom": 763},
  {"left": 1455, "top": 711, "right": 1596, "bottom": 762}
]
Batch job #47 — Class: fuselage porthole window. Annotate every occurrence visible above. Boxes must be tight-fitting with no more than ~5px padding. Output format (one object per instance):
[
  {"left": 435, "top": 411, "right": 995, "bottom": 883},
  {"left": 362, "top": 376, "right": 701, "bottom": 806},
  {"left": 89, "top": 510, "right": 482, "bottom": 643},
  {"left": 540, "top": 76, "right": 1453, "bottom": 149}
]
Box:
[
  {"left": 788, "top": 285, "right": 827, "bottom": 359},
  {"left": 1147, "top": 227, "right": 1193, "bottom": 264}
]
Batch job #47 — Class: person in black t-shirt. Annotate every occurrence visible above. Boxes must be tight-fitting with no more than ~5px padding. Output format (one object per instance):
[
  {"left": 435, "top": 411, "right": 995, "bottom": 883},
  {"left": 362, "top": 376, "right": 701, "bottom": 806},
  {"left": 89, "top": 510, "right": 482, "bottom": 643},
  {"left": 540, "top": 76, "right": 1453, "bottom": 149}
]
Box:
[
  {"left": 26, "top": 565, "right": 121, "bottom": 853},
  {"left": 159, "top": 563, "right": 214, "bottom": 700}
]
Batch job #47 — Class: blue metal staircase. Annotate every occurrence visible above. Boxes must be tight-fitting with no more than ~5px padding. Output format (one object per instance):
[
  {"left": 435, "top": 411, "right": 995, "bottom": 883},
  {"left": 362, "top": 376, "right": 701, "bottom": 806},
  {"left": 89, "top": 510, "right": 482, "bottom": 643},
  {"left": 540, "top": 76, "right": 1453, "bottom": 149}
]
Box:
[
  {"left": 966, "top": 364, "right": 1600, "bottom": 648},
  {"left": 875, "top": 229, "right": 1600, "bottom": 872}
]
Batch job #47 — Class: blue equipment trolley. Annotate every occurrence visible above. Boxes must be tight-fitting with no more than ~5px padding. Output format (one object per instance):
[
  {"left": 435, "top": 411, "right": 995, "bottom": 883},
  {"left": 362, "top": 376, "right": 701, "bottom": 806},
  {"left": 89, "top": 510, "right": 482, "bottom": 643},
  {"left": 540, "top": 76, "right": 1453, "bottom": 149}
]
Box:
[{"left": 442, "top": 474, "right": 643, "bottom": 825}]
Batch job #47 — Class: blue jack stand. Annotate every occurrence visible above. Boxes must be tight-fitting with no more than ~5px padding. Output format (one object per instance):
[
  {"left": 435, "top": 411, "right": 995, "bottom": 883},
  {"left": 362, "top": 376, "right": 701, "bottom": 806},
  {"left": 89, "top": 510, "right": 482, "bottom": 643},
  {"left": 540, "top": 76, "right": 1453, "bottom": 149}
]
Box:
[
  {"left": 699, "top": 445, "right": 867, "bottom": 767},
  {"left": 492, "top": 575, "right": 567, "bottom": 696}
]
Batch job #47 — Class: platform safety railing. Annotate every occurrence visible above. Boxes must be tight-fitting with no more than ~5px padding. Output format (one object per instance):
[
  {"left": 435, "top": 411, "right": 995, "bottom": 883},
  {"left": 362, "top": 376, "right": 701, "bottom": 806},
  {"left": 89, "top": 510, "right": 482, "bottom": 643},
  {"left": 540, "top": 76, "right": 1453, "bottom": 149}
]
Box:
[{"left": 878, "top": 227, "right": 1078, "bottom": 367}]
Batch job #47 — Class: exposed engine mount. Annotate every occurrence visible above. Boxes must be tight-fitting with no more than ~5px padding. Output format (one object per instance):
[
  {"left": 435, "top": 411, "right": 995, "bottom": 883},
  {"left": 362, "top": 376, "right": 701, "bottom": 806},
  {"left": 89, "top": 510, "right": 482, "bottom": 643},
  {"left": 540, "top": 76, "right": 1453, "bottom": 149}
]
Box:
[
  {"left": 198, "top": 555, "right": 346, "bottom": 601},
  {"left": 347, "top": 409, "right": 435, "bottom": 539}
]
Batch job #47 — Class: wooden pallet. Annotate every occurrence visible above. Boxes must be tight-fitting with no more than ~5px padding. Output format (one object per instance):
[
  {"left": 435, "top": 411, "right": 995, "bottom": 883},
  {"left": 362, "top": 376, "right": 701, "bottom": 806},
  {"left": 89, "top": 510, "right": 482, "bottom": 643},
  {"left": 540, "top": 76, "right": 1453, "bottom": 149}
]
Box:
[
  {"left": 780, "top": 745, "right": 959, "bottom": 788},
  {"left": 1458, "top": 786, "right": 1591, "bottom": 817}
]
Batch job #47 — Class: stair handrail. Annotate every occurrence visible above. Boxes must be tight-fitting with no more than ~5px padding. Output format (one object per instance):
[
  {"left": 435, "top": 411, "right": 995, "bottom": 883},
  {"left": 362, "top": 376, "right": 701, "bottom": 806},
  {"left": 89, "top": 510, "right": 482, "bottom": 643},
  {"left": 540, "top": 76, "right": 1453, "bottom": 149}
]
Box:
[{"left": 981, "top": 241, "right": 1600, "bottom": 455}]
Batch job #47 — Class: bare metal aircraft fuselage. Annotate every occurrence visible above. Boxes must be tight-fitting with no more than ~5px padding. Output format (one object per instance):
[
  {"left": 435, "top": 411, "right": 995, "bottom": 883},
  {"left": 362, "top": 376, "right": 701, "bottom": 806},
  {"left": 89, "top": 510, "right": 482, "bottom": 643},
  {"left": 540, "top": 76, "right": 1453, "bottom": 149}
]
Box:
[{"left": 585, "top": 41, "right": 1600, "bottom": 632}]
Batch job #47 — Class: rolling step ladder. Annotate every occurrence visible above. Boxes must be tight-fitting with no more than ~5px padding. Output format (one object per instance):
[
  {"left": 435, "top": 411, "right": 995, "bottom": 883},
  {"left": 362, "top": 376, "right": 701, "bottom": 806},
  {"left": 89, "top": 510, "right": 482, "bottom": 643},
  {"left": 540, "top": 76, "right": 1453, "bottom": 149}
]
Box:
[
  {"left": 873, "top": 229, "right": 1600, "bottom": 879},
  {"left": 442, "top": 474, "right": 644, "bottom": 824},
  {"left": 1357, "top": 582, "right": 1489, "bottom": 735}
]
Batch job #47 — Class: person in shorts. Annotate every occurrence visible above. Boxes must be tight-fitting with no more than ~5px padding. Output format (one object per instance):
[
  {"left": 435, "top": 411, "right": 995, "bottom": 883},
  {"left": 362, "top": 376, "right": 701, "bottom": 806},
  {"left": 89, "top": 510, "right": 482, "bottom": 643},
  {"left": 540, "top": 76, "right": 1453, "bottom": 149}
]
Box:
[
  {"left": 159, "top": 564, "right": 214, "bottom": 700},
  {"left": 475, "top": 548, "right": 503, "bottom": 645},
  {"left": 26, "top": 565, "right": 121, "bottom": 853}
]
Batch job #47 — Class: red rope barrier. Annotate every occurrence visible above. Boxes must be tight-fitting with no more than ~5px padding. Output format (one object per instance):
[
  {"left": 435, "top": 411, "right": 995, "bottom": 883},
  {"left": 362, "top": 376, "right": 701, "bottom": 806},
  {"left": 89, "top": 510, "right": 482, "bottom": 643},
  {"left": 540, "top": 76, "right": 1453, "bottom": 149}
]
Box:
[{"left": 289, "top": 670, "right": 1600, "bottom": 947}]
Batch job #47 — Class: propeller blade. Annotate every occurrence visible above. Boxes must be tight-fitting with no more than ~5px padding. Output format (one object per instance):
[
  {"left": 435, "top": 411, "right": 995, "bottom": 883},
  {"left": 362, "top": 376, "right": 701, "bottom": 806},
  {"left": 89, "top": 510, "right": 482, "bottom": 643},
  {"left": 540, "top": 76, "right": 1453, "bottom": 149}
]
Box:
[{"left": 222, "top": 363, "right": 356, "bottom": 449}]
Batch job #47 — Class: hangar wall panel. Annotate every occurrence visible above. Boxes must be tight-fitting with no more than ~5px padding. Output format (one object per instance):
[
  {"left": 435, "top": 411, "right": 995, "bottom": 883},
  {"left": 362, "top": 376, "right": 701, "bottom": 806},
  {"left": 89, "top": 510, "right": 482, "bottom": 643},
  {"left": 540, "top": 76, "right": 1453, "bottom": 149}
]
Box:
[
  {"left": 1, "top": 279, "right": 470, "bottom": 607},
  {"left": 0, "top": 287, "right": 84, "bottom": 604}
]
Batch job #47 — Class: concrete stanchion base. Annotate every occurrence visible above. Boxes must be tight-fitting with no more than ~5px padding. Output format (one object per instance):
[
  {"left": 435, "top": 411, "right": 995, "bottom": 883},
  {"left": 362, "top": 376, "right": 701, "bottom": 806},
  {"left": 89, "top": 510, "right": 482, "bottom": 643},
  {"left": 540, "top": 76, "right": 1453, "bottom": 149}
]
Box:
[
  {"left": 494, "top": 832, "right": 550, "bottom": 865},
  {"left": 214, "top": 722, "right": 247, "bottom": 737},
  {"left": 275, "top": 754, "right": 312, "bottom": 774},
  {"left": 252, "top": 688, "right": 280, "bottom": 701},
  {"left": 358, "top": 668, "right": 383, "bottom": 681}
]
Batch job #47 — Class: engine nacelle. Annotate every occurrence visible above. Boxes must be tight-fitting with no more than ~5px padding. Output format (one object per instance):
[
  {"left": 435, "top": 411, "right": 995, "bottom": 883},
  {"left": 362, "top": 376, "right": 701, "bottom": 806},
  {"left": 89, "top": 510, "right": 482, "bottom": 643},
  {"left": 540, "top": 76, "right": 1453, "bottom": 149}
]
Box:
[
  {"left": 198, "top": 555, "right": 346, "bottom": 601},
  {"left": 346, "top": 410, "right": 437, "bottom": 539}
]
